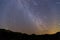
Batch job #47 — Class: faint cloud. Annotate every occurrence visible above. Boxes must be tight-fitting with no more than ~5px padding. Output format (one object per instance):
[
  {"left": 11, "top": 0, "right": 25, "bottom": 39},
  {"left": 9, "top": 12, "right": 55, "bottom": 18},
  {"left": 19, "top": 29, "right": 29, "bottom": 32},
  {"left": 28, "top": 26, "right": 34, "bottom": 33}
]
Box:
[
  {"left": 56, "top": 2, "right": 60, "bottom": 4},
  {"left": 58, "top": 24, "right": 60, "bottom": 26}
]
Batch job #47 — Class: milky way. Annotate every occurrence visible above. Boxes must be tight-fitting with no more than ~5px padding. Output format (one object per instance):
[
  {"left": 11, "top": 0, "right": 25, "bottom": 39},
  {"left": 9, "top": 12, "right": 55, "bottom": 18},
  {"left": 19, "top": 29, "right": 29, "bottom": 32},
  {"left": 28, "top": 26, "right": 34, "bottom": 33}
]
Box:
[{"left": 0, "top": 0, "right": 60, "bottom": 34}]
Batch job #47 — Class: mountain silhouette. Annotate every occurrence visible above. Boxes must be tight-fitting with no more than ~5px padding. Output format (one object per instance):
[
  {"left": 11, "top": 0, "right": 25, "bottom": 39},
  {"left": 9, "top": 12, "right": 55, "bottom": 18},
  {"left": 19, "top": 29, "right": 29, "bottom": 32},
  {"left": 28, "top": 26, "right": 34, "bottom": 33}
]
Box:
[{"left": 0, "top": 29, "right": 60, "bottom": 40}]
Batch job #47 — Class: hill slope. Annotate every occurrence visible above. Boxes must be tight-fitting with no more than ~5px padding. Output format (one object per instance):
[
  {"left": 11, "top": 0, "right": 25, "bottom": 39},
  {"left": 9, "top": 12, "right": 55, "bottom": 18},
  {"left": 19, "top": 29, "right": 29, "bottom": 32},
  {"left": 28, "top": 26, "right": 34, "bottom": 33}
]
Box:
[{"left": 0, "top": 29, "right": 60, "bottom": 40}]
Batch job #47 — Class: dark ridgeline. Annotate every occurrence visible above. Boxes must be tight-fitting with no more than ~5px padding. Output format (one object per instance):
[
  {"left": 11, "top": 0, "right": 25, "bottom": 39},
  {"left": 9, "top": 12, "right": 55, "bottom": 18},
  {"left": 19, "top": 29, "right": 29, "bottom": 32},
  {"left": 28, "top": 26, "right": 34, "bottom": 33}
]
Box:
[{"left": 0, "top": 29, "right": 60, "bottom": 40}]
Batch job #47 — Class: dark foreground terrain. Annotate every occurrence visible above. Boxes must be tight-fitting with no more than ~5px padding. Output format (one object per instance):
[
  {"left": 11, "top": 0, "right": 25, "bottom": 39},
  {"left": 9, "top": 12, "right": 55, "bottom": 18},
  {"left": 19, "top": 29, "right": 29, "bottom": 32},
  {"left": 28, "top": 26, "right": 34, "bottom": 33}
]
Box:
[{"left": 0, "top": 29, "right": 60, "bottom": 40}]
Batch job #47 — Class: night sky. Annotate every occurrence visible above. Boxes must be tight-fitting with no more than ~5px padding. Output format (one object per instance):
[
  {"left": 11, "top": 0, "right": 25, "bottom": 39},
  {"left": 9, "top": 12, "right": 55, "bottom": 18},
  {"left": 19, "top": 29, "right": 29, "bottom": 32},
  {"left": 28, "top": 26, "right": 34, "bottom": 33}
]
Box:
[{"left": 0, "top": 0, "right": 60, "bottom": 34}]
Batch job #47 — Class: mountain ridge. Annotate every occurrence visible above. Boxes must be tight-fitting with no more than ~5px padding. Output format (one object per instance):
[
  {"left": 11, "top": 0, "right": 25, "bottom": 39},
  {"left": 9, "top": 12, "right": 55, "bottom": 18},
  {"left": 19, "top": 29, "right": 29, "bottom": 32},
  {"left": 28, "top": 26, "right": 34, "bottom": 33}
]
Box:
[{"left": 0, "top": 29, "right": 60, "bottom": 40}]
